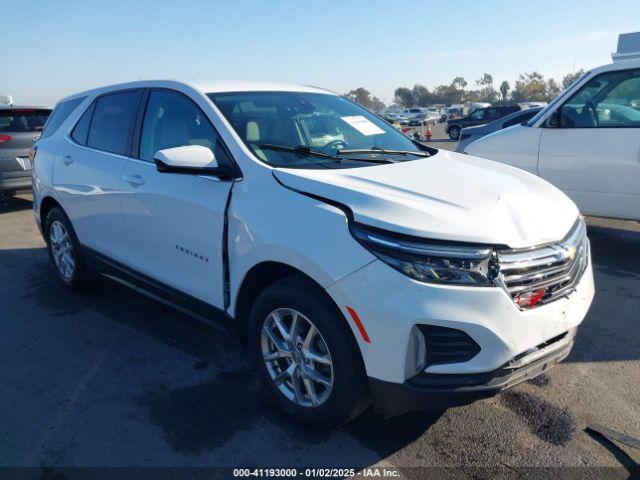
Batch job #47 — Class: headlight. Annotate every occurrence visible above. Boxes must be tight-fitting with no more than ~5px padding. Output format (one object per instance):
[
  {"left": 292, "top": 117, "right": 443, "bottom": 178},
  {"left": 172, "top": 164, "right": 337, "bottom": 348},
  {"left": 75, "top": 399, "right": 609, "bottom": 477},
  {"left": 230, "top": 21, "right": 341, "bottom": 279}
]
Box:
[{"left": 350, "top": 223, "right": 496, "bottom": 286}]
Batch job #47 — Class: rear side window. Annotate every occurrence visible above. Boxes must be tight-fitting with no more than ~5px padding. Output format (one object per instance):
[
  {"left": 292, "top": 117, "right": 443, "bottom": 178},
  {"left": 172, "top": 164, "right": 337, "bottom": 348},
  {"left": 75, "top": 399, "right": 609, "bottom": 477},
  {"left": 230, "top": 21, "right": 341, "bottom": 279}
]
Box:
[
  {"left": 41, "top": 97, "right": 85, "bottom": 139},
  {"left": 484, "top": 108, "right": 499, "bottom": 120},
  {"left": 87, "top": 91, "right": 141, "bottom": 155},
  {"left": 0, "top": 109, "right": 51, "bottom": 133},
  {"left": 71, "top": 103, "right": 95, "bottom": 145}
]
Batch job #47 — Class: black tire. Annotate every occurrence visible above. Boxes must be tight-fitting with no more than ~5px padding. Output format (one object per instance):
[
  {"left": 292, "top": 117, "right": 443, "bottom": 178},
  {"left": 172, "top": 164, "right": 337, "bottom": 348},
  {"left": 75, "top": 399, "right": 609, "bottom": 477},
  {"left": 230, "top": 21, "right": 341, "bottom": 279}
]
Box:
[
  {"left": 448, "top": 126, "right": 461, "bottom": 140},
  {"left": 248, "top": 275, "right": 369, "bottom": 428},
  {"left": 44, "top": 206, "right": 95, "bottom": 290}
]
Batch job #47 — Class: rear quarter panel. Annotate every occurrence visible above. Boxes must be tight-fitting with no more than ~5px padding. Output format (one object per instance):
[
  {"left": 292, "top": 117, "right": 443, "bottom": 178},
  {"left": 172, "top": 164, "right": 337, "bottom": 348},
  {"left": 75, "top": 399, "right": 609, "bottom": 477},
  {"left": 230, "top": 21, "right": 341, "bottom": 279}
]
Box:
[{"left": 31, "top": 136, "right": 59, "bottom": 225}]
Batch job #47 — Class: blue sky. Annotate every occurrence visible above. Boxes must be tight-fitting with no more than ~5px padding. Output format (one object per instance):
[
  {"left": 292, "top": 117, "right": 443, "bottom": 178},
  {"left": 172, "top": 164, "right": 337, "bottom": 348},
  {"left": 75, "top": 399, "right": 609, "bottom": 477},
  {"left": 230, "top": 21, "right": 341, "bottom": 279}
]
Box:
[{"left": 4, "top": 0, "right": 639, "bottom": 105}]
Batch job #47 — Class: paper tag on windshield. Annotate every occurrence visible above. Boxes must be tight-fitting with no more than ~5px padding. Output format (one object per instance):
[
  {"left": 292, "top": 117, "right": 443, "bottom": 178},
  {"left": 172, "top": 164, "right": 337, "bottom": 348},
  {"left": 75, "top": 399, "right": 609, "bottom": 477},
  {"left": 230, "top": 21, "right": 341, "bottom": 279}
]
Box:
[{"left": 341, "top": 115, "right": 385, "bottom": 136}]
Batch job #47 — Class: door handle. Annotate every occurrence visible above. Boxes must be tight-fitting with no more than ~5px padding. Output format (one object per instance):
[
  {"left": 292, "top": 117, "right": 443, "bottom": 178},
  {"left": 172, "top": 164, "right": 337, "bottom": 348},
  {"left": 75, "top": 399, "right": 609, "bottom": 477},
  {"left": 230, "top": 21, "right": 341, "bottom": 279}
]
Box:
[
  {"left": 123, "top": 174, "right": 145, "bottom": 186},
  {"left": 61, "top": 154, "right": 73, "bottom": 165}
]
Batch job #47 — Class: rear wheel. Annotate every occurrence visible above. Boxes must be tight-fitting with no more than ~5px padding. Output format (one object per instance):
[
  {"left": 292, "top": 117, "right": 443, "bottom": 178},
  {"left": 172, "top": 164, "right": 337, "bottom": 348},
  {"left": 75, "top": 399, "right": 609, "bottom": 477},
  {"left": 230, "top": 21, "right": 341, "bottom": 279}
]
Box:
[
  {"left": 448, "top": 126, "right": 461, "bottom": 140},
  {"left": 45, "top": 207, "right": 95, "bottom": 290},
  {"left": 249, "top": 276, "right": 368, "bottom": 428}
]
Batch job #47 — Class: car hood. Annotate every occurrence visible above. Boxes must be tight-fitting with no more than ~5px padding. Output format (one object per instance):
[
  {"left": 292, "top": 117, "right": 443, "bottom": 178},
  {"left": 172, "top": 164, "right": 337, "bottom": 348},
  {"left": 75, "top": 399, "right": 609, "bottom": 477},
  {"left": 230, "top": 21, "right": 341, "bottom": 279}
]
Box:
[{"left": 273, "top": 150, "right": 579, "bottom": 249}]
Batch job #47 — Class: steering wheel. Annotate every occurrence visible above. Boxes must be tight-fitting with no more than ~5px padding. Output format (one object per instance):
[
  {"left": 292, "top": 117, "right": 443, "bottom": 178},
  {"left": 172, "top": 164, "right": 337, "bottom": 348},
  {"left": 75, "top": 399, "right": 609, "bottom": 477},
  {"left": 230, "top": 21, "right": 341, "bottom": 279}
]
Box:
[
  {"left": 585, "top": 100, "right": 599, "bottom": 126},
  {"left": 323, "top": 140, "right": 347, "bottom": 153}
]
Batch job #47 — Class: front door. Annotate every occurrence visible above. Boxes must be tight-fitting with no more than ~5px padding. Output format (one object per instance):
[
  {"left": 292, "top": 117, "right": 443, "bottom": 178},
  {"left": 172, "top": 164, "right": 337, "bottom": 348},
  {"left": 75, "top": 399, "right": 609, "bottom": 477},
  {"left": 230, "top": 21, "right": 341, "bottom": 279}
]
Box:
[
  {"left": 538, "top": 68, "right": 640, "bottom": 220},
  {"left": 120, "top": 89, "right": 234, "bottom": 307}
]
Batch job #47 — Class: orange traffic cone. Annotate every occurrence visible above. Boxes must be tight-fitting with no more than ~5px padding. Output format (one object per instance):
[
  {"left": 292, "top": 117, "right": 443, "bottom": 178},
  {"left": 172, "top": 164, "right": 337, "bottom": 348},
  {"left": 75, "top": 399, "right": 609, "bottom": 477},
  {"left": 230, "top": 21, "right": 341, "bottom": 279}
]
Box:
[{"left": 425, "top": 125, "right": 432, "bottom": 142}]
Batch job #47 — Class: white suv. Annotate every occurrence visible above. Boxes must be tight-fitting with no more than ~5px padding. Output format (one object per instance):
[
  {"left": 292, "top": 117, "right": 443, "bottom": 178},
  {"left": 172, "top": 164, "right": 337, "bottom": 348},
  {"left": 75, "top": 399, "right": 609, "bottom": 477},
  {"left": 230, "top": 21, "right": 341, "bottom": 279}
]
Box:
[
  {"left": 465, "top": 58, "right": 640, "bottom": 221},
  {"left": 32, "top": 81, "right": 594, "bottom": 427}
]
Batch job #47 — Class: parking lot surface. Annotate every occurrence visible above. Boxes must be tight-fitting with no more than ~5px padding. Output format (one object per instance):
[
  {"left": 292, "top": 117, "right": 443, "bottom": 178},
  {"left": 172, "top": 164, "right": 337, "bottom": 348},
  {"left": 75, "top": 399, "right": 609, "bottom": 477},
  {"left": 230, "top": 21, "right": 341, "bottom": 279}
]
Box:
[{"left": 1, "top": 188, "right": 639, "bottom": 476}]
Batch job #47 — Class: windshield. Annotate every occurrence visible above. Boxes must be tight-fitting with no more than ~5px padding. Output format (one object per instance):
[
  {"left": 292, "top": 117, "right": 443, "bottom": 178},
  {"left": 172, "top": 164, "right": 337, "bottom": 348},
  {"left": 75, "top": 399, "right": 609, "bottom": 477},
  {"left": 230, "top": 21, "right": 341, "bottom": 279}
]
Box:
[
  {"left": 526, "top": 70, "right": 590, "bottom": 126},
  {"left": 208, "top": 91, "right": 428, "bottom": 169}
]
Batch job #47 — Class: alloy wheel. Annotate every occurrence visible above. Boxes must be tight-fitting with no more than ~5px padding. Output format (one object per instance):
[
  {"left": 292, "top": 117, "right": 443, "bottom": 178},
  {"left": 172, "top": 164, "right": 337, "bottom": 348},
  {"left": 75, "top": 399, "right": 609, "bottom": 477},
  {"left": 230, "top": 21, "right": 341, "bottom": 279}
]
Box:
[
  {"left": 49, "top": 220, "right": 75, "bottom": 280},
  {"left": 261, "top": 308, "right": 334, "bottom": 408}
]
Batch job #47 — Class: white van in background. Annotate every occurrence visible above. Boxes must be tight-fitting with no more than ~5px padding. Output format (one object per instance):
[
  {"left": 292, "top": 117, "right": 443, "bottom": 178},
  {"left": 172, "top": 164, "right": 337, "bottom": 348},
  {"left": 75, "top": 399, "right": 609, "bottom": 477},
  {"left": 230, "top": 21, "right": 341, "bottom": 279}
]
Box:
[
  {"left": 518, "top": 101, "right": 548, "bottom": 110},
  {"left": 400, "top": 107, "right": 428, "bottom": 119},
  {"left": 465, "top": 33, "right": 640, "bottom": 221}
]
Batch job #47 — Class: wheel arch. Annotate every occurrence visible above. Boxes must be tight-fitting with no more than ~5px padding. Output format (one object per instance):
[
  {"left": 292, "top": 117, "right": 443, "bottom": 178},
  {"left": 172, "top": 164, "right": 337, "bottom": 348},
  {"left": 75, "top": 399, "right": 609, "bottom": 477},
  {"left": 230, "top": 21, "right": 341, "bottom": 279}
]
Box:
[
  {"left": 39, "top": 196, "right": 63, "bottom": 230},
  {"left": 233, "top": 261, "right": 360, "bottom": 352}
]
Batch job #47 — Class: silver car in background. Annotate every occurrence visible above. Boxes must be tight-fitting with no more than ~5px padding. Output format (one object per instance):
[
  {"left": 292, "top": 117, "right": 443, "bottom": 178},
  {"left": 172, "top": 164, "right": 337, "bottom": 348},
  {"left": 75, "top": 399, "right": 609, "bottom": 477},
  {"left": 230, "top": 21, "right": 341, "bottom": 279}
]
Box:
[
  {"left": 456, "top": 107, "right": 542, "bottom": 153},
  {"left": 0, "top": 106, "right": 51, "bottom": 195}
]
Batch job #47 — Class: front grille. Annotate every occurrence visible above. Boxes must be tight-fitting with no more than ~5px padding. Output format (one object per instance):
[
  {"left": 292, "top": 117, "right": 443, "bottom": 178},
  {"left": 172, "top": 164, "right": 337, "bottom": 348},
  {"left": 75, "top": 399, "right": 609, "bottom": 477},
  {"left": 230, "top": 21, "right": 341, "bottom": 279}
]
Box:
[
  {"left": 418, "top": 325, "right": 481, "bottom": 366},
  {"left": 495, "top": 218, "right": 589, "bottom": 309}
]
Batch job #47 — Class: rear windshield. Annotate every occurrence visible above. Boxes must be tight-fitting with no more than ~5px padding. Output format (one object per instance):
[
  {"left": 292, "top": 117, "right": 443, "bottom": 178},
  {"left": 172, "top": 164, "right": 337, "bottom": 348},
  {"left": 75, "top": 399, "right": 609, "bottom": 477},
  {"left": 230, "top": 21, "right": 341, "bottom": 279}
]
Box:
[
  {"left": 0, "top": 109, "right": 51, "bottom": 132},
  {"left": 40, "top": 97, "right": 85, "bottom": 139}
]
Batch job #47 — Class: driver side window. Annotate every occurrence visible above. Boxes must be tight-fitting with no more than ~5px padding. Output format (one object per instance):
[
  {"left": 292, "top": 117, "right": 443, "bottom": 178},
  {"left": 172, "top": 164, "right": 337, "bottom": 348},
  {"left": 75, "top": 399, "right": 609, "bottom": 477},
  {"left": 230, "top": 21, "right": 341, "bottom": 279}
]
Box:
[
  {"left": 559, "top": 69, "right": 640, "bottom": 128},
  {"left": 470, "top": 109, "right": 484, "bottom": 120},
  {"left": 139, "top": 90, "right": 229, "bottom": 164}
]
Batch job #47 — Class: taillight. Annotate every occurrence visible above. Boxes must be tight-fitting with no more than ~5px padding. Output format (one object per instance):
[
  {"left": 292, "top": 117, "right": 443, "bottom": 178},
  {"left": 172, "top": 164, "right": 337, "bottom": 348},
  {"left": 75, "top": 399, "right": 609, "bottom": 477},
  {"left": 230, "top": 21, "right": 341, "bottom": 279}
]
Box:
[
  {"left": 29, "top": 146, "right": 37, "bottom": 163},
  {"left": 0, "top": 134, "right": 12, "bottom": 143}
]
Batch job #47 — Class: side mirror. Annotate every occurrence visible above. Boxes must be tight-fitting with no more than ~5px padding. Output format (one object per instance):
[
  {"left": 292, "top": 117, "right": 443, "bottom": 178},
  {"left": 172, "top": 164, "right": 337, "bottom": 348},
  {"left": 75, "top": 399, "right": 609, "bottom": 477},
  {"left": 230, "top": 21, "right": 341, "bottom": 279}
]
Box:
[
  {"left": 154, "top": 145, "right": 231, "bottom": 177},
  {"left": 545, "top": 109, "right": 561, "bottom": 128}
]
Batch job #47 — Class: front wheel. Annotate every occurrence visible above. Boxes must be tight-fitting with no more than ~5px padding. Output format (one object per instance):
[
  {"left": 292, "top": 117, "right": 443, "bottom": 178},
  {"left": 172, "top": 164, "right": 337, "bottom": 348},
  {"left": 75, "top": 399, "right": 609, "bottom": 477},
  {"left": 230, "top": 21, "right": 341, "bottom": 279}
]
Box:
[
  {"left": 248, "top": 276, "right": 368, "bottom": 428},
  {"left": 448, "top": 126, "right": 461, "bottom": 140}
]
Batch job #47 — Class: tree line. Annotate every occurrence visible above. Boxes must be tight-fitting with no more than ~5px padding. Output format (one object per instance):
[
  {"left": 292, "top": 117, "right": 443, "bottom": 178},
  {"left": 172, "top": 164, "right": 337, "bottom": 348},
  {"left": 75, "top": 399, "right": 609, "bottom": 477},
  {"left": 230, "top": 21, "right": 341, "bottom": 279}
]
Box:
[{"left": 346, "top": 70, "right": 585, "bottom": 111}]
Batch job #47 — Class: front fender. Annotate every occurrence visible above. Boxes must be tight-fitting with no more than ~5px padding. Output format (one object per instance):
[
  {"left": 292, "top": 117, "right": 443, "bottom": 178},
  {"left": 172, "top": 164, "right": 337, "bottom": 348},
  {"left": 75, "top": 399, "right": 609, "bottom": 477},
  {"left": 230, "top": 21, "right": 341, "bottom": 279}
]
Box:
[{"left": 227, "top": 174, "right": 375, "bottom": 317}]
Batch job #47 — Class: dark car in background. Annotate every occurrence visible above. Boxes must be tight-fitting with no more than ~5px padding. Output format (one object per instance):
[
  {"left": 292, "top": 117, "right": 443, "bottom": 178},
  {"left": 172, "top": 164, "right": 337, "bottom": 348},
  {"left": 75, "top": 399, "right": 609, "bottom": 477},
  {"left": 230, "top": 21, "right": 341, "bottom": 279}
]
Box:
[
  {"left": 0, "top": 106, "right": 51, "bottom": 195},
  {"left": 446, "top": 105, "right": 520, "bottom": 140},
  {"left": 456, "top": 107, "right": 543, "bottom": 152}
]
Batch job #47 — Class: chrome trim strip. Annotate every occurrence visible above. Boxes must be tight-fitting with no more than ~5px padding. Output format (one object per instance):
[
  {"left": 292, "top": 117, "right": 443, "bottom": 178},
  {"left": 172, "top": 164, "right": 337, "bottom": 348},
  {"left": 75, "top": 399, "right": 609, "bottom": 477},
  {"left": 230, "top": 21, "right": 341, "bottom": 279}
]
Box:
[{"left": 363, "top": 233, "right": 492, "bottom": 259}]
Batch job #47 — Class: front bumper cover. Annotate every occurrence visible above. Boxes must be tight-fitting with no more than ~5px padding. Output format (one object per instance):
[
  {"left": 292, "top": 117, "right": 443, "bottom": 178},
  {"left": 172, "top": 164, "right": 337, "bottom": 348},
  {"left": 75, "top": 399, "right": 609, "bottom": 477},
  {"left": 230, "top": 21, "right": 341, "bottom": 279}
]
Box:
[{"left": 369, "top": 328, "right": 575, "bottom": 417}]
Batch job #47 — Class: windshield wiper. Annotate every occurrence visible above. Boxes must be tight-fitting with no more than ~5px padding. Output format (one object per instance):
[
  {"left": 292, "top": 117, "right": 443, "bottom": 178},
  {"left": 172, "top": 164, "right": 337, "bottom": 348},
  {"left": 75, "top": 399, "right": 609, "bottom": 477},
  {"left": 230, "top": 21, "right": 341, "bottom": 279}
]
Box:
[
  {"left": 259, "top": 143, "right": 336, "bottom": 159},
  {"left": 337, "top": 147, "right": 430, "bottom": 158},
  {"left": 259, "top": 143, "right": 393, "bottom": 164}
]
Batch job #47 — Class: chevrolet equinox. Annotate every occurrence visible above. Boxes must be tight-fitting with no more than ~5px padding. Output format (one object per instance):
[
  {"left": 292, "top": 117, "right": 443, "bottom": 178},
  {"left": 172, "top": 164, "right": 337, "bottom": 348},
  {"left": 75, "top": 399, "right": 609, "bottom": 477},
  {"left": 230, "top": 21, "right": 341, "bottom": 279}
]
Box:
[{"left": 32, "top": 81, "right": 595, "bottom": 427}]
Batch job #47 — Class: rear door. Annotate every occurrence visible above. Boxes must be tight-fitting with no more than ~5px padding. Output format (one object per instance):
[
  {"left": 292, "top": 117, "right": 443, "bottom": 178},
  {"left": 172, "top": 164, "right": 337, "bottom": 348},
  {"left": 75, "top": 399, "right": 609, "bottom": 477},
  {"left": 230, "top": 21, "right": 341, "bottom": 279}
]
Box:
[
  {"left": 120, "top": 89, "right": 234, "bottom": 307},
  {"left": 538, "top": 68, "right": 640, "bottom": 220},
  {"left": 53, "top": 90, "right": 142, "bottom": 262}
]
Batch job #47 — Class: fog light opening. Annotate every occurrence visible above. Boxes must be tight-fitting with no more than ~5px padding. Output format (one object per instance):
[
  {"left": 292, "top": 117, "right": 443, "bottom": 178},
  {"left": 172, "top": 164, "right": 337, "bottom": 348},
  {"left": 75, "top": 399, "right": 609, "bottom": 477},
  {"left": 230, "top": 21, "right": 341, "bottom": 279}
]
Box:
[{"left": 405, "top": 326, "right": 427, "bottom": 378}]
